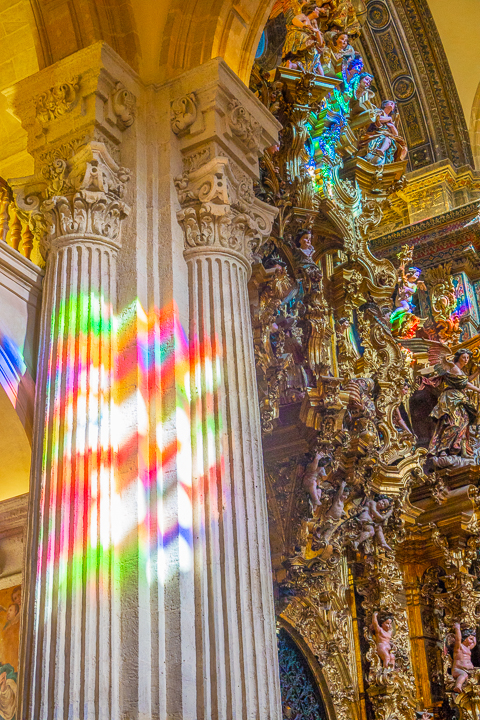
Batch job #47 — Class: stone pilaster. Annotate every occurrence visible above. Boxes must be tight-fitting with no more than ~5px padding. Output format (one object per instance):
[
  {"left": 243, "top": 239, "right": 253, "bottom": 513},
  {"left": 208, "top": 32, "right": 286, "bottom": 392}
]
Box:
[
  {"left": 4, "top": 45, "right": 135, "bottom": 720},
  {"left": 172, "top": 59, "right": 282, "bottom": 719}
]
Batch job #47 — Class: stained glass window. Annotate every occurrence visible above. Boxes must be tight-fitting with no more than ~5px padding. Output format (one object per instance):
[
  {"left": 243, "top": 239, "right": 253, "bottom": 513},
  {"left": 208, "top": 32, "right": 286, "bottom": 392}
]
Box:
[{"left": 277, "top": 628, "right": 327, "bottom": 720}]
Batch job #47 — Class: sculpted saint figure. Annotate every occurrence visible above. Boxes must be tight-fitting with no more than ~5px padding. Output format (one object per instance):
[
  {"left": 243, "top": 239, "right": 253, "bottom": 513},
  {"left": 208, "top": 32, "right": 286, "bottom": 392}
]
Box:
[
  {"left": 352, "top": 495, "right": 394, "bottom": 552},
  {"left": 0, "top": 664, "right": 16, "bottom": 720},
  {"left": 302, "top": 451, "right": 327, "bottom": 508},
  {"left": 282, "top": 2, "right": 326, "bottom": 74},
  {"left": 322, "top": 31, "right": 355, "bottom": 75},
  {"left": 389, "top": 265, "right": 425, "bottom": 339},
  {"left": 358, "top": 100, "right": 408, "bottom": 166},
  {"left": 394, "top": 266, "right": 425, "bottom": 314},
  {"left": 428, "top": 349, "right": 480, "bottom": 460},
  {"left": 371, "top": 612, "right": 395, "bottom": 669},
  {"left": 451, "top": 623, "right": 477, "bottom": 693}
]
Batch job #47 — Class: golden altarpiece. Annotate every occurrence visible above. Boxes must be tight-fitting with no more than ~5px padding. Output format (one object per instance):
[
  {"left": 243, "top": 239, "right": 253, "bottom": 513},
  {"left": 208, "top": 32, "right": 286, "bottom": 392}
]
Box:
[
  {"left": 247, "top": 1, "right": 480, "bottom": 719},
  {"left": 0, "top": 1, "right": 480, "bottom": 720}
]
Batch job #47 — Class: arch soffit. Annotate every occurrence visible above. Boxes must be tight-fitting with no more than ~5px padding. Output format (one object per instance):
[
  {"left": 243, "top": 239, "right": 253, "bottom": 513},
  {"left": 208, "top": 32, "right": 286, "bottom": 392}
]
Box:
[{"left": 158, "top": 0, "right": 276, "bottom": 85}]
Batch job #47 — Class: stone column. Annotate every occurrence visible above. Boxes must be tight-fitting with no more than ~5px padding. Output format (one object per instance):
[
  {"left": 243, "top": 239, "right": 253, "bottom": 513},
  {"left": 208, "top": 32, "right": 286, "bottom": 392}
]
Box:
[
  {"left": 172, "top": 60, "right": 282, "bottom": 720},
  {"left": 15, "top": 142, "right": 129, "bottom": 720},
  {"left": 4, "top": 43, "right": 136, "bottom": 720}
]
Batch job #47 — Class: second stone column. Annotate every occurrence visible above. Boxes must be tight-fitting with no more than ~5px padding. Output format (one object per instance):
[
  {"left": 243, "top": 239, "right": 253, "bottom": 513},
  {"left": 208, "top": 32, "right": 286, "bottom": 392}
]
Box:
[{"left": 173, "top": 60, "right": 282, "bottom": 720}]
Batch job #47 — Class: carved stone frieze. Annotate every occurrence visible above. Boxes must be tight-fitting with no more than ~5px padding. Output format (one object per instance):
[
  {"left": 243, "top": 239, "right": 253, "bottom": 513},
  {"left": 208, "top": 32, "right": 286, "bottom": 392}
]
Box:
[{"left": 34, "top": 77, "right": 81, "bottom": 124}]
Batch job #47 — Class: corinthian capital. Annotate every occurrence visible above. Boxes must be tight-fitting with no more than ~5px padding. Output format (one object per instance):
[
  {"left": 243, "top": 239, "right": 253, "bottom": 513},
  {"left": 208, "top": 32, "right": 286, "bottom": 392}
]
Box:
[
  {"left": 11, "top": 142, "right": 130, "bottom": 256},
  {"left": 175, "top": 155, "right": 276, "bottom": 268}
]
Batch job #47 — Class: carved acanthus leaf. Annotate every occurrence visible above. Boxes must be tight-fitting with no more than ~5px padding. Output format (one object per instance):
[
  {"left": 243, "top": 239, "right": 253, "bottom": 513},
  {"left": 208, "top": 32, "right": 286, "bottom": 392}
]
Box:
[
  {"left": 227, "top": 99, "right": 262, "bottom": 153},
  {"left": 35, "top": 78, "right": 81, "bottom": 124},
  {"left": 12, "top": 142, "right": 131, "bottom": 254}
]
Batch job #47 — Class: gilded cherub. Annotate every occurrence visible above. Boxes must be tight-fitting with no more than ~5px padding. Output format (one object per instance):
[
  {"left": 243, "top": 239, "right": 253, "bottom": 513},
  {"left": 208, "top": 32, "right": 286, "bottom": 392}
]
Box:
[
  {"left": 282, "top": 2, "right": 326, "bottom": 74},
  {"left": 302, "top": 451, "right": 327, "bottom": 508},
  {"left": 371, "top": 611, "right": 395, "bottom": 669},
  {"left": 451, "top": 623, "right": 477, "bottom": 693},
  {"left": 315, "top": 479, "right": 350, "bottom": 544},
  {"left": 352, "top": 495, "right": 394, "bottom": 552}
]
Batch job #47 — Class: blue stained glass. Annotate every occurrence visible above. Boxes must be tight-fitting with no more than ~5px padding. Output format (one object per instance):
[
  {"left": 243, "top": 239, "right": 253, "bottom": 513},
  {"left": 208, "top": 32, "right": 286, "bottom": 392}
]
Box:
[{"left": 278, "top": 628, "right": 327, "bottom": 720}]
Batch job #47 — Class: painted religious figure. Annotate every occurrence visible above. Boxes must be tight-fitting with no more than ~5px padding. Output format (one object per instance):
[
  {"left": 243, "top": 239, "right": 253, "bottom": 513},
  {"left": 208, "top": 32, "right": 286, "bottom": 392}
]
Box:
[
  {"left": 358, "top": 100, "right": 408, "bottom": 166},
  {"left": 0, "top": 585, "right": 21, "bottom": 720},
  {"left": 427, "top": 349, "right": 480, "bottom": 462}
]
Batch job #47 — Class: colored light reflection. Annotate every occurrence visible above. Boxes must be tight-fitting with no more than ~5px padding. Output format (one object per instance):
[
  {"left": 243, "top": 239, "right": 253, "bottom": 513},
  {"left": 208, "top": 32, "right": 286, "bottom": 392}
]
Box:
[
  {"left": 0, "top": 280, "right": 223, "bottom": 627},
  {"left": 0, "top": 328, "right": 34, "bottom": 414}
]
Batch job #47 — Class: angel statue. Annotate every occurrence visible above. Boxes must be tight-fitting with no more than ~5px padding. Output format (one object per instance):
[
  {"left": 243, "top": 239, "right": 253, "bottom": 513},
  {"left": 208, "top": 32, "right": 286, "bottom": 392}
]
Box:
[
  {"left": 389, "top": 263, "right": 426, "bottom": 339},
  {"left": 357, "top": 100, "right": 408, "bottom": 166},
  {"left": 281, "top": 2, "right": 327, "bottom": 74},
  {"left": 321, "top": 30, "right": 355, "bottom": 75},
  {"left": 425, "top": 347, "right": 480, "bottom": 465}
]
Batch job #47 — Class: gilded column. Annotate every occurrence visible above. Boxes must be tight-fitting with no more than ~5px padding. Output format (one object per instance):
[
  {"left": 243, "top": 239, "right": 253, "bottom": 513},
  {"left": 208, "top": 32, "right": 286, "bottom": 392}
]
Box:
[
  {"left": 172, "top": 60, "right": 282, "bottom": 720},
  {"left": 14, "top": 142, "right": 129, "bottom": 720}
]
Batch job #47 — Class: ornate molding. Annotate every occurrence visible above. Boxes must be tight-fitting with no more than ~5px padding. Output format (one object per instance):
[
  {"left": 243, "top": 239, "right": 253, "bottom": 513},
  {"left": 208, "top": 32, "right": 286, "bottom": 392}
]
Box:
[
  {"left": 175, "top": 154, "right": 276, "bottom": 266},
  {"left": 12, "top": 142, "right": 131, "bottom": 255},
  {"left": 111, "top": 82, "right": 135, "bottom": 129},
  {"left": 34, "top": 77, "right": 81, "bottom": 125},
  {"left": 171, "top": 92, "right": 197, "bottom": 135},
  {"left": 227, "top": 99, "right": 262, "bottom": 153}
]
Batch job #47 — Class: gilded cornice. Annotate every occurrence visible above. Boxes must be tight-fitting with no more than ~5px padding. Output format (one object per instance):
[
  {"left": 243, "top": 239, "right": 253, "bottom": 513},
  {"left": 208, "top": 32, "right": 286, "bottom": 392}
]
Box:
[{"left": 370, "top": 200, "right": 480, "bottom": 257}]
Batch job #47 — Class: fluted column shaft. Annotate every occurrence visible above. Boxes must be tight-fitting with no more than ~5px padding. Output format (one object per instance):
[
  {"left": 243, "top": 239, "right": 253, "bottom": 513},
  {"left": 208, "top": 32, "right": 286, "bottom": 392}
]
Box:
[
  {"left": 187, "top": 248, "right": 281, "bottom": 718},
  {"left": 17, "top": 143, "right": 129, "bottom": 720},
  {"left": 175, "top": 141, "right": 281, "bottom": 718}
]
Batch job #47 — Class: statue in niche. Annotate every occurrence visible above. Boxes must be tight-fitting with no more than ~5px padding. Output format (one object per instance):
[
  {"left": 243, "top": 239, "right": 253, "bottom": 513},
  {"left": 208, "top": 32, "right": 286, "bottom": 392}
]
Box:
[
  {"left": 371, "top": 611, "right": 395, "bottom": 669},
  {"left": 450, "top": 623, "right": 477, "bottom": 693},
  {"left": 357, "top": 100, "right": 408, "bottom": 166},
  {"left": 301, "top": 451, "right": 328, "bottom": 508},
  {"left": 393, "top": 380, "right": 414, "bottom": 437},
  {"left": 336, "top": 316, "right": 359, "bottom": 379},
  {"left": 425, "top": 348, "right": 480, "bottom": 466},
  {"left": 351, "top": 495, "right": 394, "bottom": 552},
  {"left": 281, "top": 2, "right": 326, "bottom": 74},
  {"left": 292, "top": 228, "right": 330, "bottom": 381}
]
